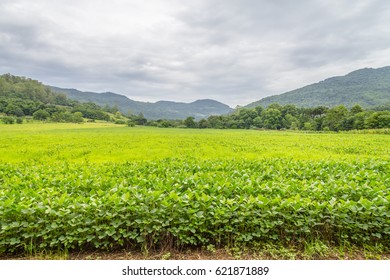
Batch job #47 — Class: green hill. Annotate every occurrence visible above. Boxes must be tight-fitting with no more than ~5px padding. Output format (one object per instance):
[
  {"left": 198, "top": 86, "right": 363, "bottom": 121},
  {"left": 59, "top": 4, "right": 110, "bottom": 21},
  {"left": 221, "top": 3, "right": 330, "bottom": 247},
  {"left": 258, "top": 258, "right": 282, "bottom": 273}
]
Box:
[
  {"left": 0, "top": 74, "right": 111, "bottom": 122},
  {"left": 246, "top": 66, "right": 390, "bottom": 108}
]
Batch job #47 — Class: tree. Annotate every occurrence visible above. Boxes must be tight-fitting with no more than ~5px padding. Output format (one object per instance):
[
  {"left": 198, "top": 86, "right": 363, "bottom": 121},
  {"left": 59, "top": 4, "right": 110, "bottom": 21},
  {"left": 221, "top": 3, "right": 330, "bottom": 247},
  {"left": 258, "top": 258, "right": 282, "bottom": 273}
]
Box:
[
  {"left": 61, "top": 111, "right": 75, "bottom": 122},
  {"left": 350, "top": 104, "right": 364, "bottom": 114},
  {"left": 33, "top": 109, "right": 50, "bottom": 121},
  {"left": 268, "top": 103, "right": 283, "bottom": 111},
  {"left": 159, "top": 120, "right": 173, "bottom": 128},
  {"left": 127, "top": 120, "right": 135, "bottom": 127},
  {"left": 366, "top": 112, "right": 390, "bottom": 128},
  {"left": 72, "top": 112, "right": 84, "bottom": 123},
  {"left": 207, "top": 115, "right": 224, "bottom": 129},
  {"left": 377, "top": 112, "right": 390, "bottom": 128},
  {"left": 283, "top": 114, "right": 299, "bottom": 129},
  {"left": 253, "top": 116, "right": 263, "bottom": 128},
  {"left": 184, "top": 116, "right": 197, "bottom": 128},
  {"left": 261, "top": 108, "right": 282, "bottom": 129},
  {"left": 254, "top": 106, "right": 264, "bottom": 116},
  {"left": 281, "top": 104, "right": 298, "bottom": 117},
  {"left": 313, "top": 116, "right": 325, "bottom": 131},
  {"left": 352, "top": 112, "right": 366, "bottom": 130},
  {"left": 236, "top": 108, "right": 257, "bottom": 129},
  {"left": 4, "top": 103, "right": 24, "bottom": 117},
  {"left": 53, "top": 93, "right": 69, "bottom": 106},
  {"left": 311, "top": 106, "right": 329, "bottom": 118},
  {"left": 323, "top": 105, "right": 348, "bottom": 131},
  {"left": 134, "top": 113, "right": 147, "bottom": 125},
  {"left": 341, "top": 115, "right": 355, "bottom": 131},
  {"left": 115, "top": 111, "right": 122, "bottom": 118},
  {"left": 51, "top": 112, "right": 63, "bottom": 122},
  {"left": 198, "top": 119, "right": 209, "bottom": 128},
  {"left": 303, "top": 121, "right": 313, "bottom": 130}
]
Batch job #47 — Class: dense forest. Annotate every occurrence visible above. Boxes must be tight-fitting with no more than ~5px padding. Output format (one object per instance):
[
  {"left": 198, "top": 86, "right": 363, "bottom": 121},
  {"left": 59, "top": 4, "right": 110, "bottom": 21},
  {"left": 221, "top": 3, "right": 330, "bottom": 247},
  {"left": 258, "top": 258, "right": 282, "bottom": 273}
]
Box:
[{"left": 0, "top": 74, "right": 115, "bottom": 123}]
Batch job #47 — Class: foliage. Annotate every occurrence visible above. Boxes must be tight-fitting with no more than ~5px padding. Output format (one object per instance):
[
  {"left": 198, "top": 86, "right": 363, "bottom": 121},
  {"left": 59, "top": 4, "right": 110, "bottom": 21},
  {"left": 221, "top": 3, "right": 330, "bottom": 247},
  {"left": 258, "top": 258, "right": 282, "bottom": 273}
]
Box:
[
  {"left": 1, "top": 116, "right": 15, "bottom": 124},
  {"left": 0, "top": 74, "right": 112, "bottom": 123},
  {"left": 184, "top": 116, "right": 197, "bottom": 128},
  {"left": 186, "top": 104, "right": 390, "bottom": 131},
  {"left": 33, "top": 109, "right": 50, "bottom": 121},
  {"left": 0, "top": 124, "right": 389, "bottom": 254},
  {"left": 127, "top": 120, "right": 135, "bottom": 127},
  {"left": 1, "top": 158, "right": 388, "bottom": 253}
]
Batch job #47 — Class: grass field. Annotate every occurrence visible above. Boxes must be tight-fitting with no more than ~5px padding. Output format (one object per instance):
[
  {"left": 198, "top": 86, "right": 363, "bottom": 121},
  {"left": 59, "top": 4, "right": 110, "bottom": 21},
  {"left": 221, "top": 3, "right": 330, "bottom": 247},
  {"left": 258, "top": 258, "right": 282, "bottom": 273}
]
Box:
[{"left": 0, "top": 123, "right": 389, "bottom": 259}]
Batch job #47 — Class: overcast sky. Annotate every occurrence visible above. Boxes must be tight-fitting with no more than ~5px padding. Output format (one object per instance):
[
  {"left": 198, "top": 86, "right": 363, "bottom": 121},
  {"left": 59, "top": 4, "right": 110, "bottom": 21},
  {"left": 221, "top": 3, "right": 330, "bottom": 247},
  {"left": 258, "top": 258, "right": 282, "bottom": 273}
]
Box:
[{"left": 1, "top": 0, "right": 390, "bottom": 107}]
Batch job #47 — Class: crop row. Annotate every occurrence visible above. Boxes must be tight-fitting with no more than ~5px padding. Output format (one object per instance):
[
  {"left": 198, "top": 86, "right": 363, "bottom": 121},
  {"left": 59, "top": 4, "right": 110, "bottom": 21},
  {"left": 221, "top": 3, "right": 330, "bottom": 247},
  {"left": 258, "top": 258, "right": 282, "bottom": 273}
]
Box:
[{"left": 0, "top": 159, "right": 389, "bottom": 253}]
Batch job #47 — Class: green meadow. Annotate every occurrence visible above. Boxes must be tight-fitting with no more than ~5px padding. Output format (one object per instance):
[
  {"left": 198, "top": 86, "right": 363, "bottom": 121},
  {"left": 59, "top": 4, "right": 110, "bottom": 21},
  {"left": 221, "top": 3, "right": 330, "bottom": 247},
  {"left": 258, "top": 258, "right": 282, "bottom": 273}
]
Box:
[{"left": 0, "top": 123, "right": 389, "bottom": 257}]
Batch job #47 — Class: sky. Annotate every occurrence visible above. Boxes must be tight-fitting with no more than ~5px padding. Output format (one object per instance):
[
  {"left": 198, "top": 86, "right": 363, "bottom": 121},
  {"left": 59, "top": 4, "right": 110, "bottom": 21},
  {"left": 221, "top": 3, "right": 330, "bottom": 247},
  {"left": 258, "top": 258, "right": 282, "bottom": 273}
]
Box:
[{"left": 1, "top": 0, "right": 390, "bottom": 107}]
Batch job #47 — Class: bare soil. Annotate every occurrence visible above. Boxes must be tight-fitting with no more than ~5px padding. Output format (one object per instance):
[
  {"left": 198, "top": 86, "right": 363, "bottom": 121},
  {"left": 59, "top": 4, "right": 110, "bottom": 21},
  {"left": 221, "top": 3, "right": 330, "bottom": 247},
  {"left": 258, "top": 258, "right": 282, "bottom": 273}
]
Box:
[{"left": 4, "top": 247, "right": 390, "bottom": 260}]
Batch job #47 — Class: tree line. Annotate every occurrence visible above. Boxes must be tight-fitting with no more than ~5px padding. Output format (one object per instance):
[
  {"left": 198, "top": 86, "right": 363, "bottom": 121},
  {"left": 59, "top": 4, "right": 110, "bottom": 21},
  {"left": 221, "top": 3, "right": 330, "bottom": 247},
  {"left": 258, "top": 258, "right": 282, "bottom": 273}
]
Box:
[{"left": 143, "top": 103, "right": 390, "bottom": 131}]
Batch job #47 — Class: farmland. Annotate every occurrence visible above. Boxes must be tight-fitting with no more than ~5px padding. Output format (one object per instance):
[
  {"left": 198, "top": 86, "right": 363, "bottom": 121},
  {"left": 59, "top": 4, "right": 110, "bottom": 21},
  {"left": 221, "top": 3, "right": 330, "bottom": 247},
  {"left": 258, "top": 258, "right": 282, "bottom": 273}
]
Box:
[{"left": 0, "top": 123, "right": 389, "bottom": 258}]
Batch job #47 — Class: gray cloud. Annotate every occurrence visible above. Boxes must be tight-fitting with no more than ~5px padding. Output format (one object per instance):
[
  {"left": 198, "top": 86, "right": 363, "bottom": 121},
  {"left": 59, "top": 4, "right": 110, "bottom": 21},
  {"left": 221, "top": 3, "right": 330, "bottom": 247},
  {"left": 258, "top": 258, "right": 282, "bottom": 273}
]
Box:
[{"left": 1, "top": 0, "right": 390, "bottom": 107}]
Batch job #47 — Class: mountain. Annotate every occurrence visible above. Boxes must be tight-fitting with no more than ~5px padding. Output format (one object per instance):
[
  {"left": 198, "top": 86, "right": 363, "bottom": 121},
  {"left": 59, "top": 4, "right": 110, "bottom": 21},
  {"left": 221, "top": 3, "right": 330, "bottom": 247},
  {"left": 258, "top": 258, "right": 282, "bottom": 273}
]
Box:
[
  {"left": 50, "top": 87, "right": 233, "bottom": 120},
  {"left": 246, "top": 66, "right": 390, "bottom": 108}
]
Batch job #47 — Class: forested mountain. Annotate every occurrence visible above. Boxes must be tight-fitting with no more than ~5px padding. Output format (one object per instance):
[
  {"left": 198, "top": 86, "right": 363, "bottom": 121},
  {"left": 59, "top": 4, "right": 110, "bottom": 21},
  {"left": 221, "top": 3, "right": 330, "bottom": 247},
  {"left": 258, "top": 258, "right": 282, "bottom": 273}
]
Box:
[
  {"left": 0, "top": 74, "right": 112, "bottom": 122},
  {"left": 50, "top": 87, "right": 233, "bottom": 120},
  {"left": 246, "top": 66, "right": 390, "bottom": 108}
]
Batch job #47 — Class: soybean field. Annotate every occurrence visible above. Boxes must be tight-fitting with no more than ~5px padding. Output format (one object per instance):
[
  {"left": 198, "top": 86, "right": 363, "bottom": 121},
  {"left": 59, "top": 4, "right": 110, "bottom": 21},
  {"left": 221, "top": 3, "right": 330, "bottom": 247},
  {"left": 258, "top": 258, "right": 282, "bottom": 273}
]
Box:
[{"left": 0, "top": 123, "right": 389, "bottom": 257}]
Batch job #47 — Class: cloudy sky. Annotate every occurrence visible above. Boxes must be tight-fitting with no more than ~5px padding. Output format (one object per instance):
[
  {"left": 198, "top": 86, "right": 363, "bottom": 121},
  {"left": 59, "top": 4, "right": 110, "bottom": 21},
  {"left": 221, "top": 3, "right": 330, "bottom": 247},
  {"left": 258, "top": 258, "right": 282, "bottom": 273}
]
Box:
[{"left": 1, "top": 0, "right": 390, "bottom": 107}]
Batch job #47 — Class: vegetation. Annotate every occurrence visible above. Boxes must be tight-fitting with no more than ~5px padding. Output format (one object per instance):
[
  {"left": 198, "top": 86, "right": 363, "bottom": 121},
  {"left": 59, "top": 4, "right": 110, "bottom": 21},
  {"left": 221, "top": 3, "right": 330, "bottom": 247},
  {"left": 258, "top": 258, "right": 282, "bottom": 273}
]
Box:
[
  {"left": 2, "top": 74, "right": 389, "bottom": 132},
  {"left": 0, "top": 74, "right": 114, "bottom": 123},
  {"left": 143, "top": 104, "right": 390, "bottom": 131},
  {"left": 0, "top": 124, "right": 389, "bottom": 256},
  {"left": 1, "top": 72, "right": 389, "bottom": 258},
  {"left": 52, "top": 67, "right": 390, "bottom": 120},
  {"left": 246, "top": 66, "right": 390, "bottom": 108}
]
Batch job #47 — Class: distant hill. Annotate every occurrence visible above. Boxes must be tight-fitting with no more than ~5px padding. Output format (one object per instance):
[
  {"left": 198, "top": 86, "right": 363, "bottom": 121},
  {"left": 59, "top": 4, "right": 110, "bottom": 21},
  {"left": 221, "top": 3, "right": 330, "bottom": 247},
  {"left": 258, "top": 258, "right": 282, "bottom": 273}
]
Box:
[
  {"left": 246, "top": 66, "right": 390, "bottom": 108},
  {"left": 50, "top": 87, "right": 233, "bottom": 120},
  {"left": 0, "top": 74, "right": 111, "bottom": 122}
]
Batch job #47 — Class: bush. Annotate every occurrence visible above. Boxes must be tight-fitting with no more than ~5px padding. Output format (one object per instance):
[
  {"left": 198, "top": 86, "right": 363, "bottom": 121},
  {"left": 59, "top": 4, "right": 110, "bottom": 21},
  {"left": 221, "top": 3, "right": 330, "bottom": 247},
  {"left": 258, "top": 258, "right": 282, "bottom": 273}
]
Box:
[
  {"left": 33, "top": 109, "right": 50, "bottom": 121},
  {"left": 2, "top": 116, "right": 15, "bottom": 124},
  {"left": 115, "top": 119, "right": 126, "bottom": 125},
  {"left": 72, "top": 112, "right": 84, "bottom": 123},
  {"left": 127, "top": 120, "right": 135, "bottom": 127}
]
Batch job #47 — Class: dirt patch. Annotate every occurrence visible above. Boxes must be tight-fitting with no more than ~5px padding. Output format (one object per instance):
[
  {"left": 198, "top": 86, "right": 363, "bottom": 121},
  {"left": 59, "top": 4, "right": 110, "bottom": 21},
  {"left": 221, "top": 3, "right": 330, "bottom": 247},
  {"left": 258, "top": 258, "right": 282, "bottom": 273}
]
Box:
[{"left": 4, "top": 247, "right": 390, "bottom": 260}]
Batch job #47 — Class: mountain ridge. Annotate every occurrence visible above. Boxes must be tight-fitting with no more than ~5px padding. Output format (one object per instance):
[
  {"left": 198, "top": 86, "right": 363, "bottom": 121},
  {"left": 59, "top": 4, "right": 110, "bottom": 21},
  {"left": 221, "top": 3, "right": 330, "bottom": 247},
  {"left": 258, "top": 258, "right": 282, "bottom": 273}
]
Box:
[
  {"left": 246, "top": 66, "right": 390, "bottom": 108},
  {"left": 50, "top": 86, "right": 233, "bottom": 120}
]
